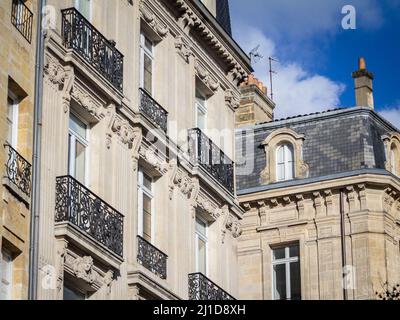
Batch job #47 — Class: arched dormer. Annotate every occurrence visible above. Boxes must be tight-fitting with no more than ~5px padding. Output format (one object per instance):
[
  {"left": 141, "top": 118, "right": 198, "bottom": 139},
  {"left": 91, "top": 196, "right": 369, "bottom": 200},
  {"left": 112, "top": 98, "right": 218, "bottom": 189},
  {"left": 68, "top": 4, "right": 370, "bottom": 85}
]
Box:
[
  {"left": 261, "top": 128, "right": 309, "bottom": 184},
  {"left": 383, "top": 133, "right": 400, "bottom": 176}
]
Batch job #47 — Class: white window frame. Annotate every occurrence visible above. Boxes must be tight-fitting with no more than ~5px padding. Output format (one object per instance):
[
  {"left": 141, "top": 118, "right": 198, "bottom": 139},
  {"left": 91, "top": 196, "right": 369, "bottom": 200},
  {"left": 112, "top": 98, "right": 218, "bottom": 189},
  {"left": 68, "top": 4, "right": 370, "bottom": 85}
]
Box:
[
  {"left": 137, "top": 168, "right": 155, "bottom": 243},
  {"left": 75, "top": 0, "right": 92, "bottom": 21},
  {"left": 7, "top": 92, "right": 19, "bottom": 148},
  {"left": 271, "top": 244, "right": 300, "bottom": 300},
  {"left": 68, "top": 113, "right": 89, "bottom": 186},
  {"left": 276, "top": 144, "right": 294, "bottom": 182},
  {"left": 195, "top": 216, "right": 208, "bottom": 276},
  {"left": 1, "top": 249, "right": 13, "bottom": 300},
  {"left": 139, "top": 33, "right": 154, "bottom": 95}
]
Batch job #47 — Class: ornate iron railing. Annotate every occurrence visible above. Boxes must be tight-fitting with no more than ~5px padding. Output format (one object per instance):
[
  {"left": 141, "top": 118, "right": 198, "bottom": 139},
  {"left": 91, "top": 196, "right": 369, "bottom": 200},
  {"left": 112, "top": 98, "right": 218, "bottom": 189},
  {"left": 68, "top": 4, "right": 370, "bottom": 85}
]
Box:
[
  {"left": 139, "top": 89, "right": 168, "bottom": 133},
  {"left": 11, "top": 0, "right": 34, "bottom": 43},
  {"left": 188, "top": 128, "right": 234, "bottom": 194},
  {"left": 4, "top": 144, "right": 32, "bottom": 197},
  {"left": 188, "top": 273, "right": 235, "bottom": 300},
  {"left": 61, "top": 8, "right": 124, "bottom": 93},
  {"left": 55, "top": 175, "right": 124, "bottom": 257},
  {"left": 137, "top": 236, "right": 168, "bottom": 279}
]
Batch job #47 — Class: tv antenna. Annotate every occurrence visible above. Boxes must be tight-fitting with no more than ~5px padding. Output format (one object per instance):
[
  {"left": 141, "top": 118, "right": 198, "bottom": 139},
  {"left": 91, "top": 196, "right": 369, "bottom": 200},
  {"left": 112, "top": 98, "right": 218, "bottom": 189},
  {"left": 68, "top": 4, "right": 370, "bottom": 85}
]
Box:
[
  {"left": 269, "top": 57, "right": 278, "bottom": 101},
  {"left": 249, "top": 45, "right": 263, "bottom": 65}
]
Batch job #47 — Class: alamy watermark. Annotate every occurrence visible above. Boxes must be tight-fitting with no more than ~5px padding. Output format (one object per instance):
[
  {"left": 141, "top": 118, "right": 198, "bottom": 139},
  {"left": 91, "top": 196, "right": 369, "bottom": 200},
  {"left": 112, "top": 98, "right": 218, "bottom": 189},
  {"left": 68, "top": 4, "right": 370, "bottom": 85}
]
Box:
[{"left": 342, "top": 5, "right": 357, "bottom": 30}]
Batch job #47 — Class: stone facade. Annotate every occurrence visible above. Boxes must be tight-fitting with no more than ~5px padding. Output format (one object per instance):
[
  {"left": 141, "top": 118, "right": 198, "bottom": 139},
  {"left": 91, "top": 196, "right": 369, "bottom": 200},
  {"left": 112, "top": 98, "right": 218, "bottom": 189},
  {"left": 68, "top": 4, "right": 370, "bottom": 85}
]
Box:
[
  {"left": 0, "top": 0, "right": 37, "bottom": 300},
  {"left": 32, "top": 0, "right": 250, "bottom": 300},
  {"left": 236, "top": 61, "right": 400, "bottom": 300}
]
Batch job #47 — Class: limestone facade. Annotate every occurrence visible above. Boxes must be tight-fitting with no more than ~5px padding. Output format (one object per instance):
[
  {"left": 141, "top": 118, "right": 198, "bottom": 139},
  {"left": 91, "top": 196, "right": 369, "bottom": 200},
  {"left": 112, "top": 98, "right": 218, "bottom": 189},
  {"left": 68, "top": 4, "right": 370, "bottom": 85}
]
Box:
[
  {"left": 0, "top": 0, "right": 37, "bottom": 300},
  {"left": 34, "top": 0, "right": 250, "bottom": 300}
]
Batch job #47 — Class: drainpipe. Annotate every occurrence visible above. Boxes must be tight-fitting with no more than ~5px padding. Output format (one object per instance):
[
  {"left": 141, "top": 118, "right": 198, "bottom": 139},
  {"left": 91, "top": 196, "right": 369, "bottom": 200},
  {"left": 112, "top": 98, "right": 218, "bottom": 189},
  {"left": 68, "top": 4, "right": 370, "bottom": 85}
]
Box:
[
  {"left": 339, "top": 189, "right": 348, "bottom": 300},
  {"left": 28, "top": 0, "right": 45, "bottom": 300}
]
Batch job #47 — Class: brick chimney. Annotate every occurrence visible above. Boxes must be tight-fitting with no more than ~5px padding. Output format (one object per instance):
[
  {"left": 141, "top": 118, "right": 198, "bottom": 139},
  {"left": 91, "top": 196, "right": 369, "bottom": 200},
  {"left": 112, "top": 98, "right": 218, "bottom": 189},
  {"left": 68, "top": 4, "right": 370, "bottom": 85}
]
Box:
[
  {"left": 236, "top": 74, "right": 275, "bottom": 127},
  {"left": 352, "top": 57, "right": 374, "bottom": 109}
]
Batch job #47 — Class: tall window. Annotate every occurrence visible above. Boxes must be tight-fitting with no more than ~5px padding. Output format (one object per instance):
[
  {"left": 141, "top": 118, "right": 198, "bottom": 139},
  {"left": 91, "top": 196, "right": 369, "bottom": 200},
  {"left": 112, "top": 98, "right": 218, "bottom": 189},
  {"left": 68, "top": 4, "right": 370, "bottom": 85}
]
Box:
[
  {"left": 75, "top": 0, "right": 91, "bottom": 20},
  {"left": 7, "top": 94, "right": 19, "bottom": 148},
  {"left": 195, "top": 217, "right": 208, "bottom": 275},
  {"left": 140, "top": 33, "right": 154, "bottom": 95},
  {"left": 195, "top": 90, "right": 207, "bottom": 131},
  {"left": 68, "top": 113, "right": 88, "bottom": 184},
  {"left": 138, "top": 169, "right": 154, "bottom": 243},
  {"left": 276, "top": 144, "right": 294, "bottom": 181},
  {"left": 272, "top": 244, "right": 301, "bottom": 300},
  {"left": 0, "top": 249, "right": 13, "bottom": 300}
]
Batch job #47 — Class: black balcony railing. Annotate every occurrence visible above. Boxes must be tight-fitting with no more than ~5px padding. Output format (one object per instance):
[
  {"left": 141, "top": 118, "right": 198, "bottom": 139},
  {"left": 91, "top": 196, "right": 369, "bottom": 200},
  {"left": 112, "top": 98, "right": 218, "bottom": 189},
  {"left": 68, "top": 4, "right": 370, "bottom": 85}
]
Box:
[
  {"left": 137, "top": 236, "right": 168, "bottom": 279},
  {"left": 61, "top": 8, "right": 124, "bottom": 93},
  {"left": 188, "top": 273, "right": 235, "bottom": 300},
  {"left": 188, "top": 128, "right": 234, "bottom": 194},
  {"left": 55, "top": 175, "right": 124, "bottom": 257},
  {"left": 139, "top": 89, "right": 168, "bottom": 133},
  {"left": 11, "top": 0, "right": 33, "bottom": 43},
  {"left": 4, "top": 144, "right": 32, "bottom": 197}
]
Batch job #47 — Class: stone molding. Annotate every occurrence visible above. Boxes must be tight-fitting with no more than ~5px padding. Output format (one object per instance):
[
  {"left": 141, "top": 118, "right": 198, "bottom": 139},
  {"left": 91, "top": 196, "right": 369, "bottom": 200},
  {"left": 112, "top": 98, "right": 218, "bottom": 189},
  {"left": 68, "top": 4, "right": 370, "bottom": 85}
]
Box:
[
  {"left": 175, "top": 35, "right": 193, "bottom": 63},
  {"left": 261, "top": 127, "right": 309, "bottom": 184},
  {"left": 140, "top": 0, "right": 169, "bottom": 39},
  {"left": 195, "top": 59, "right": 220, "bottom": 92}
]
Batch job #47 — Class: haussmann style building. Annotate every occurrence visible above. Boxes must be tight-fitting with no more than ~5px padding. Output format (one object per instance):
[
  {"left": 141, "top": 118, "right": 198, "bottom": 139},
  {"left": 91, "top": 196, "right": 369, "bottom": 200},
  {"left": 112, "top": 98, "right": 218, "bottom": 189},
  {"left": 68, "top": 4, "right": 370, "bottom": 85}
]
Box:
[{"left": 0, "top": 0, "right": 400, "bottom": 301}]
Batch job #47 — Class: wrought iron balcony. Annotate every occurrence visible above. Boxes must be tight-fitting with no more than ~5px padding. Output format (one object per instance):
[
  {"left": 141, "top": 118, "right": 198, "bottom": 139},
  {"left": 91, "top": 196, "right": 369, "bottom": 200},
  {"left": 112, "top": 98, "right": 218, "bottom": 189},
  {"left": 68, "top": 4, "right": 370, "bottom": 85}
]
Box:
[
  {"left": 188, "top": 128, "right": 234, "bottom": 194},
  {"left": 11, "top": 0, "right": 33, "bottom": 43},
  {"left": 55, "top": 175, "right": 124, "bottom": 257},
  {"left": 137, "top": 236, "right": 168, "bottom": 279},
  {"left": 61, "top": 8, "right": 124, "bottom": 93},
  {"left": 188, "top": 273, "right": 235, "bottom": 300},
  {"left": 4, "top": 144, "right": 32, "bottom": 197},
  {"left": 139, "top": 89, "right": 168, "bottom": 133}
]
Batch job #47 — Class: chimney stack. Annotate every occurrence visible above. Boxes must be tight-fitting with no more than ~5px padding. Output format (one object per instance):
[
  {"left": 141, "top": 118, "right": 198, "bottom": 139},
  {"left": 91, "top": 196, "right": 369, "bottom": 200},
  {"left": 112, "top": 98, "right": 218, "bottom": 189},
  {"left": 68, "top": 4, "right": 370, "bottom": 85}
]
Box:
[{"left": 352, "top": 57, "right": 374, "bottom": 109}]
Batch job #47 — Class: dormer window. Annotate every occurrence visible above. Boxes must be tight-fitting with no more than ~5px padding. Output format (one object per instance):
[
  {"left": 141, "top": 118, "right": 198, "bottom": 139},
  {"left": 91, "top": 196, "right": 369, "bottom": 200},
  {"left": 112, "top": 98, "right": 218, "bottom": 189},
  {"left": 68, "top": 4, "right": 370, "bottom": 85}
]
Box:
[
  {"left": 261, "top": 128, "right": 308, "bottom": 185},
  {"left": 382, "top": 133, "right": 400, "bottom": 177},
  {"left": 276, "top": 144, "right": 294, "bottom": 181}
]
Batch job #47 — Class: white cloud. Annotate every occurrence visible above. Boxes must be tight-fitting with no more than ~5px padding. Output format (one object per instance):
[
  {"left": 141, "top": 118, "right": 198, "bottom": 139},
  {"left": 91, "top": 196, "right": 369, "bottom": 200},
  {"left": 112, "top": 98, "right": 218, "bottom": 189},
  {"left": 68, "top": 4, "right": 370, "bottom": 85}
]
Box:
[
  {"left": 235, "top": 26, "right": 345, "bottom": 119},
  {"left": 379, "top": 106, "right": 400, "bottom": 129}
]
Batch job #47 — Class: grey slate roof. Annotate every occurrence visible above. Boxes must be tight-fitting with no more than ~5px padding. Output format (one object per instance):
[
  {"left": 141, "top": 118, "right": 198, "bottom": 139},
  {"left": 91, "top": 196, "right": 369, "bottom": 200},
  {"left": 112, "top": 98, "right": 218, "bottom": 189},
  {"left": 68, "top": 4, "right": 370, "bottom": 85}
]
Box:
[
  {"left": 216, "top": 0, "right": 232, "bottom": 35},
  {"left": 235, "top": 107, "right": 399, "bottom": 193}
]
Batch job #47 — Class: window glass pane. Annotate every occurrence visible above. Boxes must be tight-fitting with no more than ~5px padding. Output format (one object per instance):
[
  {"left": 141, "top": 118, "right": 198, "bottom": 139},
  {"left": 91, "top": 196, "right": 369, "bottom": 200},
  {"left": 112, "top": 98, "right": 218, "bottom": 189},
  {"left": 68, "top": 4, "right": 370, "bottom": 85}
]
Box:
[
  {"left": 273, "top": 247, "right": 286, "bottom": 260},
  {"left": 63, "top": 284, "right": 86, "bottom": 300},
  {"left": 197, "top": 237, "right": 207, "bottom": 274},
  {"left": 144, "top": 37, "right": 153, "bottom": 52},
  {"left": 197, "top": 107, "right": 207, "bottom": 131},
  {"left": 74, "top": 140, "right": 86, "bottom": 183},
  {"left": 289, "top": 245, "right": 299, "bottom": 258},
  {"left": 277, "top": 146, "right": 285, "bottom": 163},
  {"left": 277, "top": 163, "right": 285, "bottom": 181},
  {"left": 143, "top": 54, "right": 152, "bottom": 94},
  {"left": 290, "top": 261, "right": 301, "bottom": 300},
  {"left": 69, "top": 114, "right": 87, "bottom": 139},
  {"left": 143, "top": 194, "right": 152, "bottom": 242},
  {"left": 195, "top": 218, "right": 207, "bottom": 237},
  {"left": 143, "top": 173, "right": 152, "bottom": 191},
  {"left": 273, "top": 264, "right": 287, "bottom": 300}
]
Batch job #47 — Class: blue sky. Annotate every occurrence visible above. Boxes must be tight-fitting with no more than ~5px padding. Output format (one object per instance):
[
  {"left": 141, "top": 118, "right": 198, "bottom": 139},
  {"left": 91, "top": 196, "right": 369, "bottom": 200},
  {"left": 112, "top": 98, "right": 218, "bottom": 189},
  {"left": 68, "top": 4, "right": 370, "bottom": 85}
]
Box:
[{"left": 230, "top": 0, "right": 400, "bottom": 126}]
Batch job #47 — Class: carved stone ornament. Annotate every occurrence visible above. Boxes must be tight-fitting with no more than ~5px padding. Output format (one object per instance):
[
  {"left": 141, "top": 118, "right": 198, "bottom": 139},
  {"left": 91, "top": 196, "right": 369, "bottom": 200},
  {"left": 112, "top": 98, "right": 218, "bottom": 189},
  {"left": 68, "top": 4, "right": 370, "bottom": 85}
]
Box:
[
  {"left": 71, "top": 84, "right": 106, "bottom": 120},
  {"left": 73, "top": 256, "right": 96, "bottom": 284},
  {"left": 140, "top": 1, "right": 169, "bottom": 38},
  {"left": 139, "top": 145, "right": 168, "bottom": 175},
  {"left": 170, "top": 0, "right": 247, "bottom": 84},
  {"left": 44, "top": 54, "right": 75, "bottom": 112},
  {"left": 175, "top": 35, "right": 193, "bottom": 63},
  {"left": 195, "top": 60, "right": 220, "bottom": 92},
  {"left": 108, "top": 114, "right": 142, "bottom": 150},
  {"left": 169, "top": 161, "right": 199, "bottom": 201}
]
